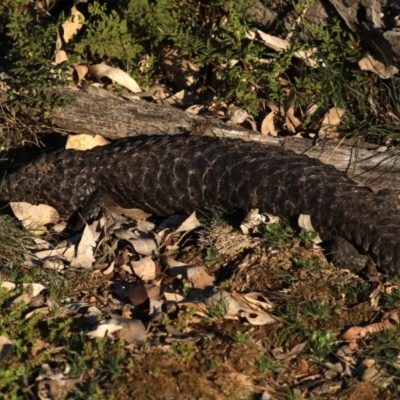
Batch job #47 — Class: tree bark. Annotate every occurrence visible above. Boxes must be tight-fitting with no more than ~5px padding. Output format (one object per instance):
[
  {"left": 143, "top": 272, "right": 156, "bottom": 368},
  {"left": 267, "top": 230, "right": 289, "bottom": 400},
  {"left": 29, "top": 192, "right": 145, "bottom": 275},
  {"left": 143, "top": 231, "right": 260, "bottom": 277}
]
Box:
[{"left": 50, "top": 87, "right": 400, "bottom": 193}]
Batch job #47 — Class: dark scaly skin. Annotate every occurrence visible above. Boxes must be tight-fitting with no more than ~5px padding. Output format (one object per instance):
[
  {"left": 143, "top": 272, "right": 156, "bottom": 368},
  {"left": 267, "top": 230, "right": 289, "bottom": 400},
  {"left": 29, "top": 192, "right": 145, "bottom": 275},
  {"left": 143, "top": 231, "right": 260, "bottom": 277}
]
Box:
[{"left": 1, "top": 135, "right": 399, "bottom": 273}]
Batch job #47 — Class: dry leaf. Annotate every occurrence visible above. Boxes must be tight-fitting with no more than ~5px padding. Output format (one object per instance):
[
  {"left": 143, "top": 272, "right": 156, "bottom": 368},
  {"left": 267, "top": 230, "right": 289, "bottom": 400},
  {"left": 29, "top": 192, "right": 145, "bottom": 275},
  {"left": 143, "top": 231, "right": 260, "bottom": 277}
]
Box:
[
  {"left": 249, "top": 30, "right": 290, "bottom": 52},
  {"left": 89, "top": 63, "right": 141, "bottom": 93},
  {"left": 54, "top": 49, "right": 68, "bottom": 65},
  {"left": 226, "top": 105, "right": 248, "bottom": 124},
  {"left": 234, "top": 292, "right": 274, "bottom": 310},
  {"left": 187, "top": 266, "right": 215, "bottom": 289},
  {"left": 126, "top": 282, "right": 149, "bottom": 306},
  {"left": 66, "top": 134, "right": 110, "bottom": 150},
  {"left": 185, "top": 105, "right": 206, "bottom": 115},
  {"left": 318, "top": 108, "right": 346, "bottom": 138},
  {"left": 162, "top": 256, "right": 192, "bottom": 278},
  {"left": 247, "top": 30, "right": 320, "bottom": 67},
  {"left": 359, "top": 54, "right": 398, "bottom": 79},
  {"left": 61, "top": 6, "right": 84, "bottom": 43},
  {"left": 130, "top": 256, "right": 157, "bottom": 280},
  {"left": 176, "top": 212, "right": 201, "bottom": 232},
  {"left": 70, "top": 222, "right": 98, "bottom": 268},
  {"left": 10, "top": 202, "right": 59, "bottom": 233},
  {"left": 285, "top": 106, "right": 302, "bottom": 133},
  {"left": 1, "top": 282, "right": 45, "bottom": 297},
  {"left": 72, "top": 64, "right": 88, "bottom": 83},
  {"left": 34, "top": 245, "right": 75, "bottom": 263},
  {"left": 260, "top": 111, "right": 277, "bottom": 136},
  {"left": 129, "top": 238, "right": 158, "bottom": 256}
]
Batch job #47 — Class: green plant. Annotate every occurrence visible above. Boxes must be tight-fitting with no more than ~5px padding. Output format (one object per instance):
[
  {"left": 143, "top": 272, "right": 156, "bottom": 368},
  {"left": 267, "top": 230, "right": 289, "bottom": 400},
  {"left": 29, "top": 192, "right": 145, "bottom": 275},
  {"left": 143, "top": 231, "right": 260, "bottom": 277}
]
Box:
[
  {"left": 231, "top": 330, "right": 252, "bottom": 344},
  {"left": 181, "top": 280, "right": 192, "bottom": 297},
  {"left": 205, "top": 247, "right": 219, "bottom": 266},
  {"left": 198, "top": 206, "right": 228, "bottom": 228},
  {"left": 371, "top": 328, "right": 400, "bottom": 375},
  {"left": 308, "top": 330, "right": 334, "bottom": 362},
  {"left": 4, "top": 3, "right": 70, "bottom": 108},
  {"left": 292, "top": 255, "right": 327, "bottom": 272},
  {"left": 0, "top": 215, "right": 33, "bottom": 268},
  {"left": 205, "top": 296, "right": 229, "bottom": 321},
  {"left": 262, "top": 222, "right": 294, "bottom": 249},
  {"left": 298, "top": 230, "right": 319, "bottom": 250},
  {"left": 257, "top": 353, "right": 282, "bottom": 374},
  {"left": 381, "top": 279, "right": 400, "bottom": 309},
  {"left": 171, "top": 342, "right": 196, "bottom": 364}
]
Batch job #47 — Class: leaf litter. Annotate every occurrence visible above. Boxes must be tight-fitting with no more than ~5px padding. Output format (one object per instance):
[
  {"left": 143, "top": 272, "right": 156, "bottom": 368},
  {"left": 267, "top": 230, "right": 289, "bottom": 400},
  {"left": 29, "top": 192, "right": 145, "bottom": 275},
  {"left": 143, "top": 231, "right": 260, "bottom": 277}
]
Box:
[{"left": 3, "top": 197, "right": 400, "bottom": 399}]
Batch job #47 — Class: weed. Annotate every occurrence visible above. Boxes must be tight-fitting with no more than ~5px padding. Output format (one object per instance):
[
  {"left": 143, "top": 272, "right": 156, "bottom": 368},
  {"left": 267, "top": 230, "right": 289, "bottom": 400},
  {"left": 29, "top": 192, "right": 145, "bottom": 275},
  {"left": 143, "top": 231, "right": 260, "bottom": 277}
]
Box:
[
  {"left": 257, "top": 353, "right": 282, "bottom": 374},
  {"left": 171, "top": 342, "right": 197, "bottom": 364},
  {"left": 0, "top": 215, "right": 33, "bottom": 268},
  {"left": 231, "top": 330, "right": 252, "bottom": 344},
  {"left": 381, "top": 279, "right": 400, "bottom": 309},
  {"left": 262, "top": 222, "right": 294, "bottom": 249},
  {"left": 371, "top": 327, "right": 400, "bottom": 375},
  {"left": 205, "top": 247, "right": 219, "bottom": 266},
  {"left": 205, "top": 296, "right": 229, "bottom": 321},
  {"left": 297, "top": 230, "right": 319, "bottom": 250},
  {"left": 174, "top": 307, "right": 197, "bottom": 331},
  {"left": 308, "top": 330, "right": 335, "bottom": 362},
  {"left": 198, "top": 206, "right": 228, "bottom": 229},
  {"left": 44, "top": 269, "right": 90, "bottom": 303},
  {"left": 210, "top": 358, "right": 222, "bottom": 371},
  {"left": 292, "top": 256, "right": 327, "bottom": 272},
  {"left": 181, "top": 280, "right": 192, "bottom": 297},
  {"left": 334, "top": 280, "right": 371, "bottom": 304}
]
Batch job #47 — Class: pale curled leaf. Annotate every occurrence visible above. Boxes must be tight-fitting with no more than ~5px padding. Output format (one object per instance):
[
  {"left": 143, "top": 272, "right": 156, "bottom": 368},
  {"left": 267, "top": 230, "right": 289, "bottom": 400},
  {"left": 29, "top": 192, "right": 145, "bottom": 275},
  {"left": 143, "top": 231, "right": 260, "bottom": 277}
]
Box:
[
  {"left": 1, "top": 282, "right": 45, "bottom": 297},
  {"left": 260, "top": 111, "right": 277, "bottom": 136},
  {"left": 176, "top": 211, "right": 201, "bottom": 232},
  {"left": 226, "top": 105, "right": 248, "bottom": 125},
  {"left": 70, "top": 222, "right": 99, "bottom": 268},
  {"left": 10, "top": 202, "right": 59, "bottom": 233},
  {"left": 359, "top": 54, "right": 398, "bottom": 79},
  {"left": 72, "top": 64, "right": 88, "bottom": 83},
  {"left": 129, "top": 238, "right": 158, "bottom": 256},
  {"left": 61, "top": 5, "right": 84, "bottom": 43},
  {"left": 66, "top": 134, "right": 110, "bottom": 150},
  {"left": 162, "top": 256, "right": 192, "bottom": 279},
  {"left": 89, "top": 63, "right": 141, "bottom": 93},
  {"left": 318, "top": 108, "right": 346, "bottom": 138},
  {"left": 131, "top": 256, "right": 157, "bottom": 280},
  {"left": 248, "top": 30, "right": 290, "bottom": 52}
]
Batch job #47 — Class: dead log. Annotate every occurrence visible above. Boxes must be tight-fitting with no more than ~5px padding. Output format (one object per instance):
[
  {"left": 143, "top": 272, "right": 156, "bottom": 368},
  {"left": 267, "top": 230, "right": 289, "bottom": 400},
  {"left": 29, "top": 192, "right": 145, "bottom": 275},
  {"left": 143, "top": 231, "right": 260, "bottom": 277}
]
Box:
[{"left": 50, "top": 87, "right": 400, "bottom": 194}]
